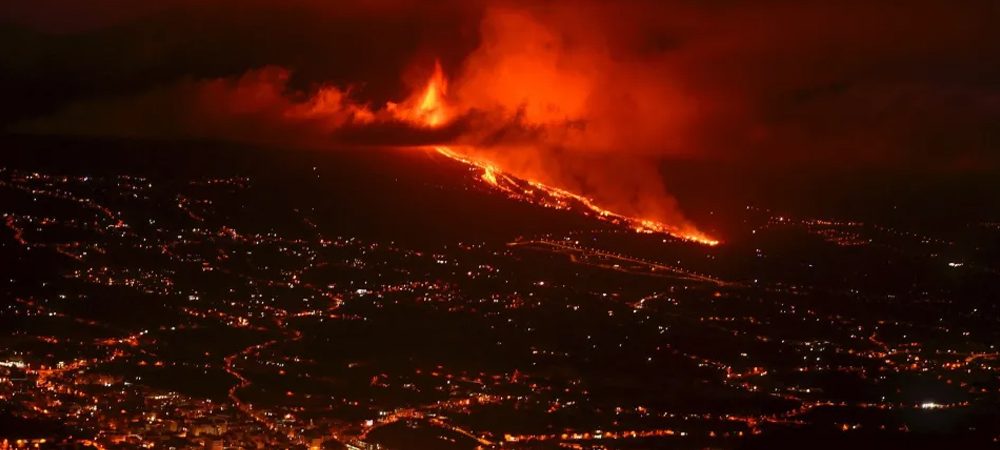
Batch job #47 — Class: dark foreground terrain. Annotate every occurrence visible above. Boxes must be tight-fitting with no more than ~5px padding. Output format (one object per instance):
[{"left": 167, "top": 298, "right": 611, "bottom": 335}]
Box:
[{"left": 1, "top": 136, "right": 998, "bottom": 449}]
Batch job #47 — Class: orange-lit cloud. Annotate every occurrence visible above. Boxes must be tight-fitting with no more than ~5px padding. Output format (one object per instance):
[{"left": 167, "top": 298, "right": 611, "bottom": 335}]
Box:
[{"left": 14, "top": 67, "right": 373, "bottom": 147}]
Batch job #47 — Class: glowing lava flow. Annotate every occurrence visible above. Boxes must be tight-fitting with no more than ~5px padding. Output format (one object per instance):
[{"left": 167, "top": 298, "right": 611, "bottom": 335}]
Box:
[
  {"left": 389, "top": 61, "right": 718, "bottom": 246},
  {"left": 432, "top": 146, "right": 719, "bottom": 246}
]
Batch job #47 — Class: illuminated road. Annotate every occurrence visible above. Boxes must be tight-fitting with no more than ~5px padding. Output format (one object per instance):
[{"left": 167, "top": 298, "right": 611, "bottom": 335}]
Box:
[
  {"left": 509, "top": 238, "right": 732, "bottom": 286},
  {"left": 222, "top": 309, "right": 307, "bottom": 446},
  {"left": 222, "top": 300, "right": 349, "bottom": 447}
]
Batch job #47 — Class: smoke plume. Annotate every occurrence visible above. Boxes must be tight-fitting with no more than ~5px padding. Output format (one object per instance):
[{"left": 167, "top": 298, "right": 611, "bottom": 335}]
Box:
[{"left": 5, "top": 0, "right": 999, "bottom": 238}]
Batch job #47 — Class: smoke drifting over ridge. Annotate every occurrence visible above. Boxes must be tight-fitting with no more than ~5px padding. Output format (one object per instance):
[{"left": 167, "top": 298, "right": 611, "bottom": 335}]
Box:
[{"left": 3, "top": 0, "right": 999, "bottom": 237}]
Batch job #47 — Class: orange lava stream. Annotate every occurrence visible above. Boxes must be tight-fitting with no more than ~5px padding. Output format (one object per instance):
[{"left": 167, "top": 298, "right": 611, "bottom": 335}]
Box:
[
  {"left": 433, "top": 146, "right": 719, "bottom": 246},
  {"left": 392, "top": 60, "right": 718, "bottom": 246}
]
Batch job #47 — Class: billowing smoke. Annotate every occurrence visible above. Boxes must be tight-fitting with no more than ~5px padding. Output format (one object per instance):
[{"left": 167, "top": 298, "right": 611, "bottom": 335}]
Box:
[
  {"left": 15, "top": 67, "right": 372, "bottom": 146},
  {"left": 6, "top": 0, "right": 999, "bottom": 239},
  {"left": 8, "top": 2, "right": 720, "bottom": 237},
  {"left": 443, "top": 3, "right": 711, "bottom": 234}
]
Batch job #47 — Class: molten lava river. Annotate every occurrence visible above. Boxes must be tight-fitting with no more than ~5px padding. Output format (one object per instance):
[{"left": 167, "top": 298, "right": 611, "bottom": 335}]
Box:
[{"left": 387, "top": 62, "right": 718, "bottom": 246}]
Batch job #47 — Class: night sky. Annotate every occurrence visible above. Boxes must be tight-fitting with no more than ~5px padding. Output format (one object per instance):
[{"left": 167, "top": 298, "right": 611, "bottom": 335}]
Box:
[{"left": 3, "top": 0, "right": 997, "bottom": 167}]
